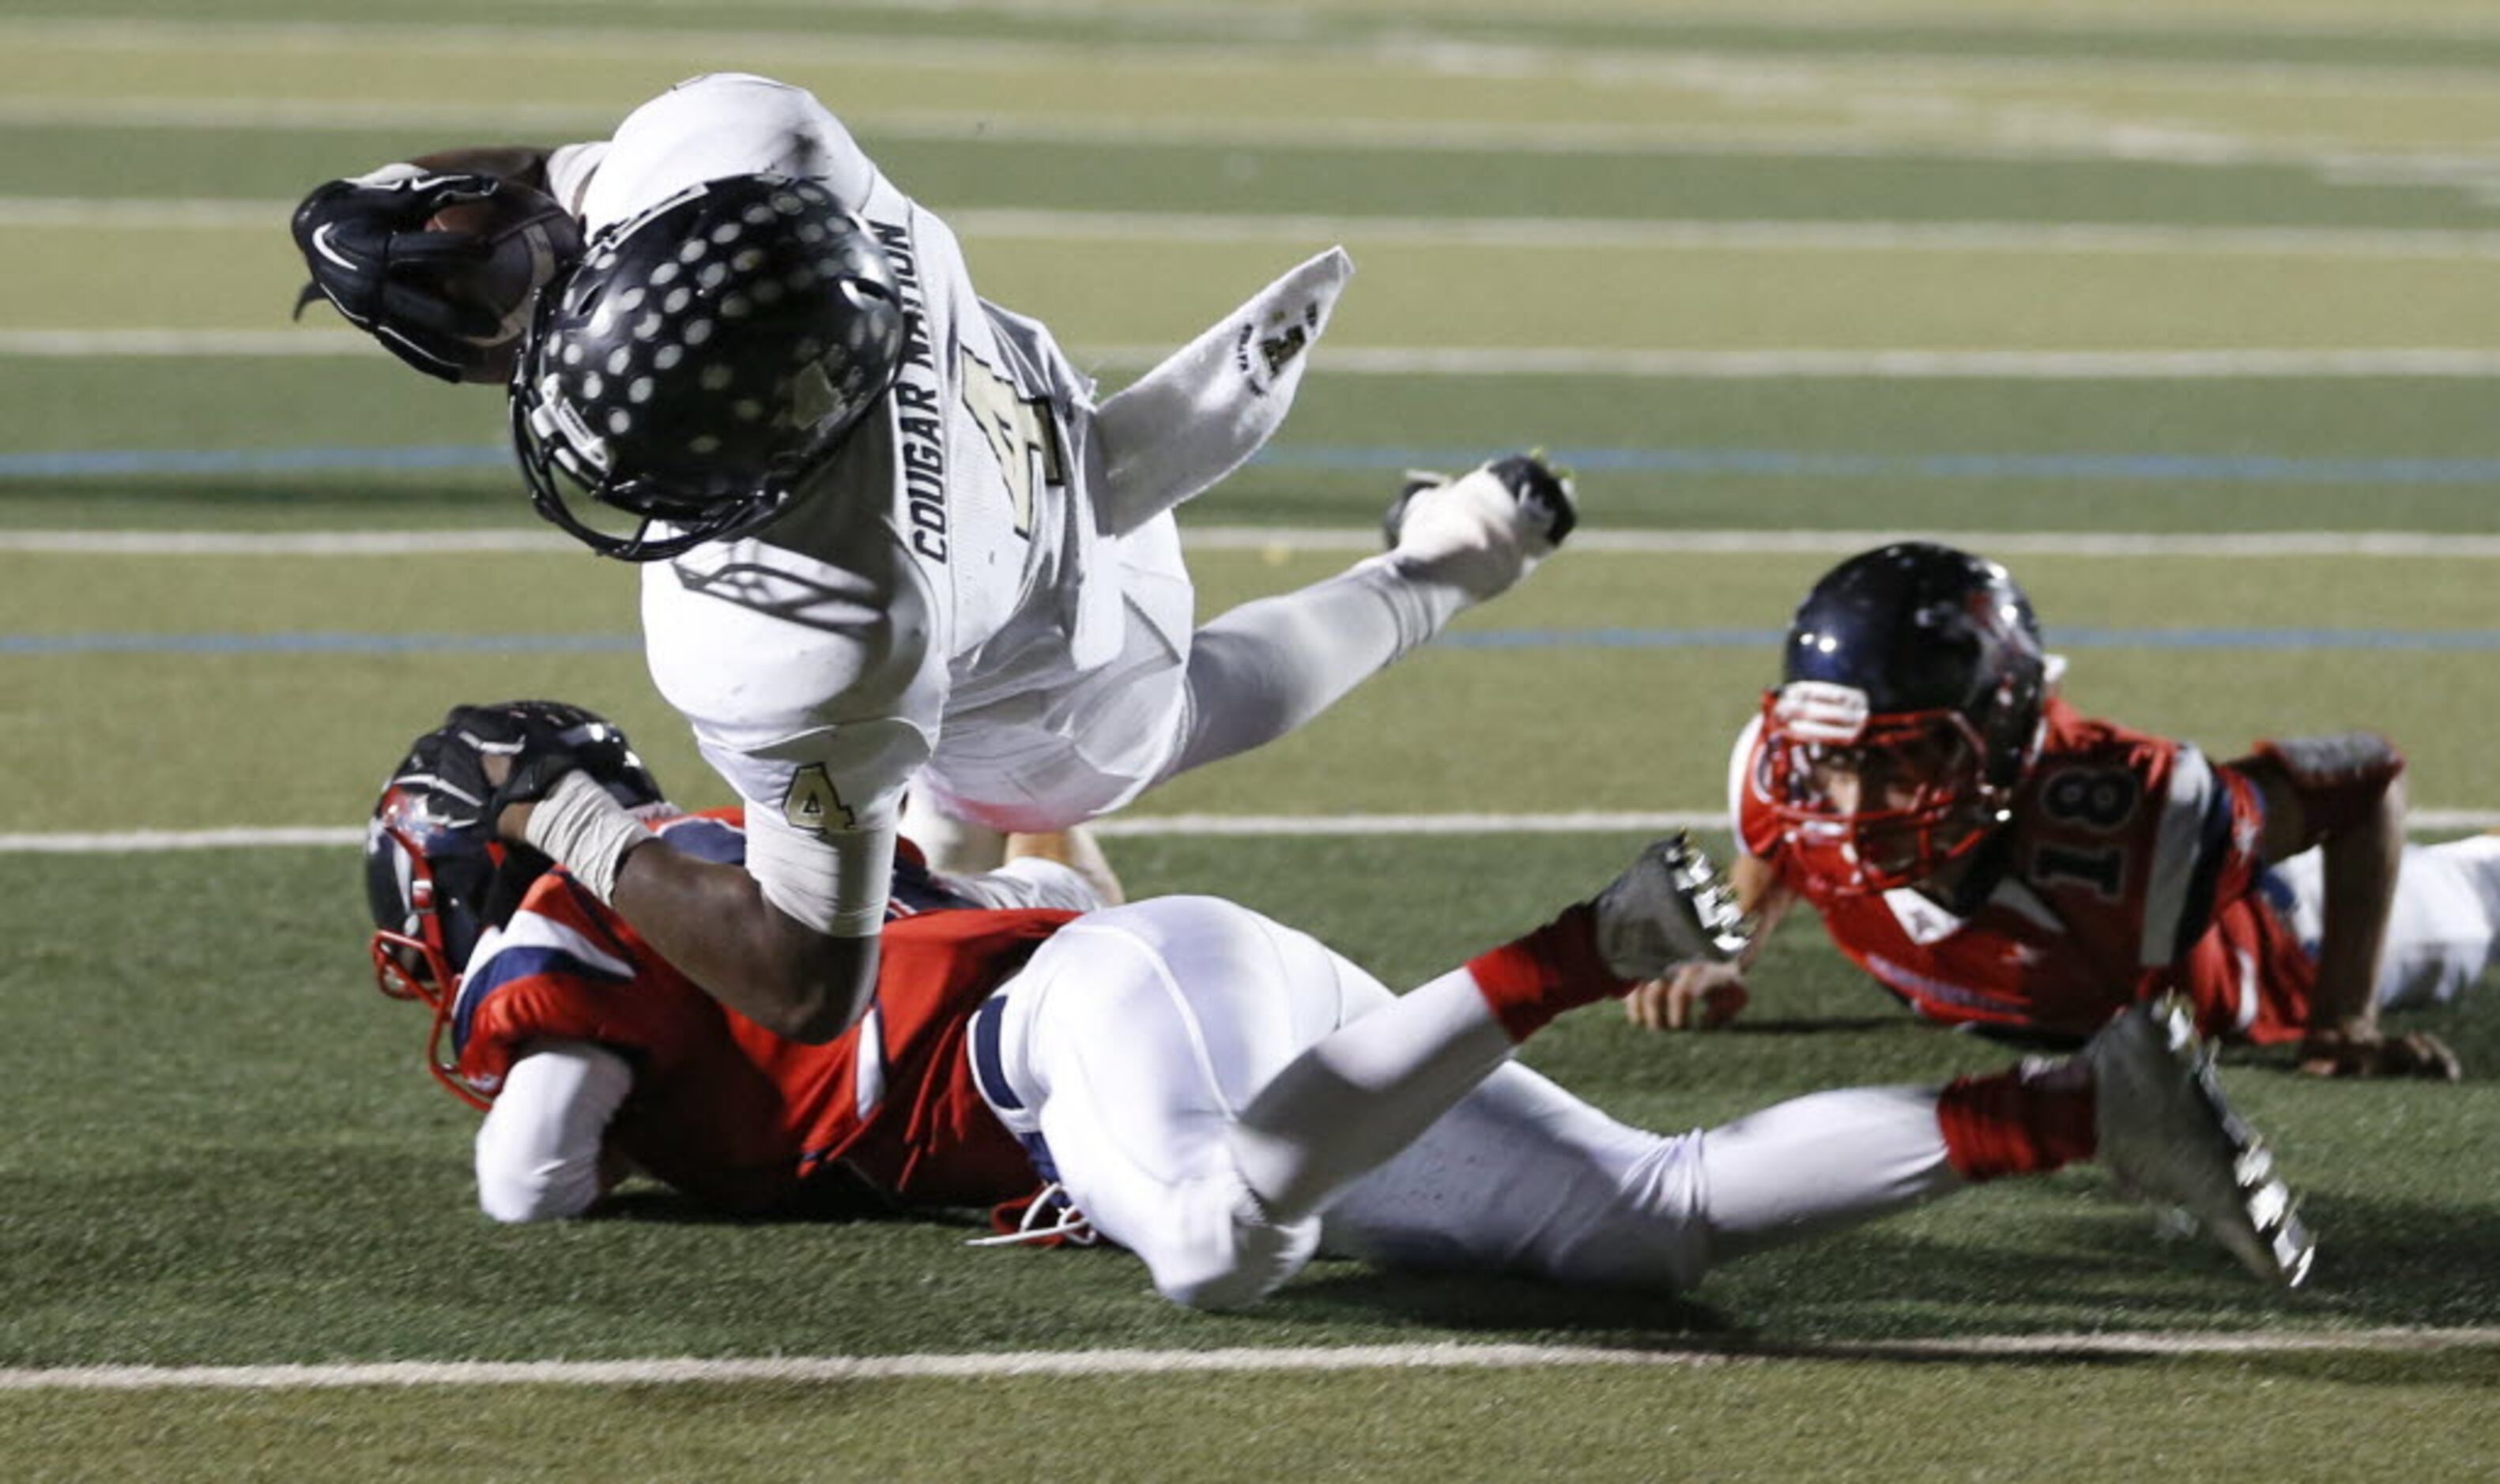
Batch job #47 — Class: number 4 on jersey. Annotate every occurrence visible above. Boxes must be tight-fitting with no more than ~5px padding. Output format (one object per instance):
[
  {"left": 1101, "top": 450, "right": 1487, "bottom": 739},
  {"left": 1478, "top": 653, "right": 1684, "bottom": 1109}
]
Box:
[
  {"left": 784, "top": 764, "right": 857, "bottom": 834},
  {"left": 960, "top": 348, "right": 1064, "bottom": 537}
]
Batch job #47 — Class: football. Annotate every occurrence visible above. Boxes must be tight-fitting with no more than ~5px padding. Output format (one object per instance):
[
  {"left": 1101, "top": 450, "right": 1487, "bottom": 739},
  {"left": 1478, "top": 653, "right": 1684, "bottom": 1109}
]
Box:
[{"left": 426, "top": 184, "right": 584, "bottom": 348}]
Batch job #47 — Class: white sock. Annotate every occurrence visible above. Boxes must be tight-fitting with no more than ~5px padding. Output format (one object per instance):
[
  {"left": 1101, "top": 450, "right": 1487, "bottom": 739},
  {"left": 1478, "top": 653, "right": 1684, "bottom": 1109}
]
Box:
[
  {"left": 1698, "top": 1084, "right": 1964, "bottom": 1264},
  {"left": 1171, "top": 554, "right": 1469, "bottom": 776},
  {"left": 1386, "top": 468, "right": 1550, "bottom": 603}
]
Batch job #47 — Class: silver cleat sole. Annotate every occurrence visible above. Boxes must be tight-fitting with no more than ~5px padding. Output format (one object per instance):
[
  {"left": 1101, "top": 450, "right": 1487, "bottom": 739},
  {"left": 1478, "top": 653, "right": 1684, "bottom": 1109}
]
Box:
[{"left": 2089, "top": 994, "right": 2317, "bottom": 1289}]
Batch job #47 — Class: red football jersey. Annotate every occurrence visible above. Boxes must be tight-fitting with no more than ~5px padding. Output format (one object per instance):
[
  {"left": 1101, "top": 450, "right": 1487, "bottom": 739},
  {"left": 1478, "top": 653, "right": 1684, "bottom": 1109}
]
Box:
[
  {"left": 449, "top": 810, "right": 1073, "bottom": 1214},
  {"left": 1734, "top": 699, "right": 2317, "bottom": 1042}
]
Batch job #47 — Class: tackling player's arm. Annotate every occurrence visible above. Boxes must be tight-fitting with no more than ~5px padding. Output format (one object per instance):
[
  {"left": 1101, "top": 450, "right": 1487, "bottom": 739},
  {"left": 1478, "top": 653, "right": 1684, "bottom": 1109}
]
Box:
[
  {"left": 2234, "top": 733, "right": 2458, "bottom": 1080},
  {"left": 473, "top": 1038, "right": 635, "bottom": 1222},
  {"left": 1625, "top": 852, "right": 1793, "bottom": 1030}
]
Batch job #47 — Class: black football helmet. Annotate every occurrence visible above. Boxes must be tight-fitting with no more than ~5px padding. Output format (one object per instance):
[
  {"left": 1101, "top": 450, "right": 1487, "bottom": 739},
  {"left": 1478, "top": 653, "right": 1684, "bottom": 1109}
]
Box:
[
  {"left": 510, "top": 174, "right": 909, "bottom": 562},
  {"left": 1755, "top": 541, "right": 2047, "bottom": 895},
  {"left": 364, "top": 701, "right": 664, "bottom": 1106}
]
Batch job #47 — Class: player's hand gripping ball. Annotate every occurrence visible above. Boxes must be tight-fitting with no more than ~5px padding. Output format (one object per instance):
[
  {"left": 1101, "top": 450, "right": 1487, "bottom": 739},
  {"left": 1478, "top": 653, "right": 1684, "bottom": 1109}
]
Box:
[
  {"left": 292, "top": 172, "right": 583, "bottom": 383},
  {"left": 422, "top": 186, "right": 584, "bottom": 376}
]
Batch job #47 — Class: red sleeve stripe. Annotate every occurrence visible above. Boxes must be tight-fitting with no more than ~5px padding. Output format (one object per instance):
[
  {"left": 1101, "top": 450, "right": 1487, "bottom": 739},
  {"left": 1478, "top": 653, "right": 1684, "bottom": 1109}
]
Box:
[{"left": 1726, "top": 714, "right": 1765, "bottom": 854}]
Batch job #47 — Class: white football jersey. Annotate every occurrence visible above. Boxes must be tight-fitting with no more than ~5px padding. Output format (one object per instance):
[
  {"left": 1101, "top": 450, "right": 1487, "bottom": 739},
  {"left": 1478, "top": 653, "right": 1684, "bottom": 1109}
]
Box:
[
  {"left": 547, "top": 73, "right": 1349, "bottom": 931},
  {"left": 550, "top": 73, "right": 1124, "bottom": 926}
]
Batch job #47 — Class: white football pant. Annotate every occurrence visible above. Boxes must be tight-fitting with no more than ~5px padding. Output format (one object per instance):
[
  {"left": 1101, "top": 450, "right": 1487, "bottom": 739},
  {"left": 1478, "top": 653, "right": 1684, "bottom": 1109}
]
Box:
[
  {"left": 2270, "top": 835, "right": 2500, "bottom": 1010},
  {"left": 916, "top": 513, "right": 1494, "bottom": 841},
  {"left": 973, "top": 896, "right": 1962, "bottom": 1309}
]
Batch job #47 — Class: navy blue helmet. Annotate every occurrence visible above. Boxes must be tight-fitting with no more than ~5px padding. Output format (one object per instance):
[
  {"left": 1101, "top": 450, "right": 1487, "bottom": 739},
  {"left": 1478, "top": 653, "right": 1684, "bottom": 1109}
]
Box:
[
  {"left": 1755, "top": 542, "right": 2047, "bottom": 894},
  {"left": 510, "top": 174, "right": 908, "bottom": 561}
]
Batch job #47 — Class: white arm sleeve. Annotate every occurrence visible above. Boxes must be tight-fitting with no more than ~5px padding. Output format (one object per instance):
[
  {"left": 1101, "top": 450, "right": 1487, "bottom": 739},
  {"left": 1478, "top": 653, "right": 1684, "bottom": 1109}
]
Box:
[
  {"left": 744, "top": 804, "right": 897, "bottom": 936},
  {"left": 473, "top": 1041, "right": 635, "bottom": 1223}
]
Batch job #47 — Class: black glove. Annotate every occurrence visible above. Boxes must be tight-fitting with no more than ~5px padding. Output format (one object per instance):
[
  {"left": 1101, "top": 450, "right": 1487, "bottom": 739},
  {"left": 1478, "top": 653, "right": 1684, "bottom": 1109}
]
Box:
[
  {"left": 290, "top": 171, "right": 508, "bottom": 382},
  {"left": 377, "top": 722, "right": 500, "bottom": 842},
  {"left": 437, "top": 700, "right": 663, "bottom": 828}
]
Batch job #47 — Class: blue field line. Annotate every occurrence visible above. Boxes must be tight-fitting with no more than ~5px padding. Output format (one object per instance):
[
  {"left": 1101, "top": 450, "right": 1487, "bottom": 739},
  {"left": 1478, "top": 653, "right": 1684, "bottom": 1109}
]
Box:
[
  {"left": 1253, "top": 446, "right": 2500, "bottom": 486},
  {"left": 9, "top": 443, "right": 2500, "bottom": 485},
  {"left": 0, "top": 446, "right": 510, "bottom": 477},
  {"left": 10, "top": 627, "right": 2500, "bottom": 657},
  {"left": 1443, "top": 627, "right": 2500, "bottom": 652}
]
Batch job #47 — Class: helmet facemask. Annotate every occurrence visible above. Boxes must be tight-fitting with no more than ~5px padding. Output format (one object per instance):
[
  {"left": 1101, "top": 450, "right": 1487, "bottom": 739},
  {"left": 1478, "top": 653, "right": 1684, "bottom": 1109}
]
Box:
[
  {"left": 364, "top": 799, "right": 507, "bottom": 1110},
  {"left": 1758, "top": 684, "right": 2016, "bottom": 897}
]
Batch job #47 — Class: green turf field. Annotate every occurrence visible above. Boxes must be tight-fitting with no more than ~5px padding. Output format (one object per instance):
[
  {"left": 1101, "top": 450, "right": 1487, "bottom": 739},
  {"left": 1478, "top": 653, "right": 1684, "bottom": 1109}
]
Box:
[{"left": 2, "top": 2, "right": 2496, "bottom": 1478}]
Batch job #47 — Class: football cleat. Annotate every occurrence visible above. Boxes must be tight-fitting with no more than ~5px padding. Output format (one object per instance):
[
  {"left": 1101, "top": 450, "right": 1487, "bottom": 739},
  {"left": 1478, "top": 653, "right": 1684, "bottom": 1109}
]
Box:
[
  {"left": 1380, "top": 453, "right": 1578, "bottom": 601},
  {"left": 1588, "top": 833, "right": 1753, "bottom": 981},
  {"left": 2086, "top": 994, "right": 2316, "bottom": 1288}
]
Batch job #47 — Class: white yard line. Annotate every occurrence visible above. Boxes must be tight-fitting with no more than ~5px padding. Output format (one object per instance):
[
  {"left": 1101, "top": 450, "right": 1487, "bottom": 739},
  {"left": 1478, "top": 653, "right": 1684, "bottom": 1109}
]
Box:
[
  {"left": 1250, "top": 347, "right": 2500, "bottom": 379},
  {"left": 6, "top": 529, "right": 2500, "bottom": 559},
  {"left": 22, "top": 197, "right": 2500, "bottom": 260},
  {"left": 959, "top": 213, "right": 2500, "bottom": 259},
  {"left": 6, "top": 810, "right": 2494, "bottom": 855},
  {"left": 0, "top": 94, "right": 2487, "bottom": 174},
  {"left": 1178, "top": 528, "right": 2500, "bottom": 558},
  {"left": 6, "top": 14, "right": 2499, "bottom": 96},
  {"left": 323, "top": 0, "right": 2500, "bottom": 48},
  {"left": 0, "top": 330, "right": 376, "bottom": 358},
  {"left": 0, "top": 529, "right": 580, "bottom": 555},
  {"left": 5, "top": 1328, "right": 2495, "bottom": 1392},
  {"left": 0, "top": 827, "right": 371, "bottom": 853},
  {"left": 15, "top": 333, "right": 2500, "bottom": 381}
]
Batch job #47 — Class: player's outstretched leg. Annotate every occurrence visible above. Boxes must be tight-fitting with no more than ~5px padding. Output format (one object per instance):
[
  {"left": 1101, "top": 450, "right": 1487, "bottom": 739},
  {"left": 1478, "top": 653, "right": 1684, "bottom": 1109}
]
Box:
[
  {"left": 2375, "top": 834, "right": 2500, "bottom": 1013},
  {"left": 1687, "top": 999, "right": 2310, "bottom": 1288},
  {"left": 992, "top": 836, "right": 1741, "bottom": 1311},
  {"left": 2267, "top": 833, "right": 2498, "bottom": 1021},
  {"left": 1227, "top": 834, "right": 1746, "bottom": 1234},
  {"left": 1166, "top": 454, "right": 1576, "bottom": 778},
  {"left": 2086, "top": 993, "right": 2315, "bottom": 1286}
]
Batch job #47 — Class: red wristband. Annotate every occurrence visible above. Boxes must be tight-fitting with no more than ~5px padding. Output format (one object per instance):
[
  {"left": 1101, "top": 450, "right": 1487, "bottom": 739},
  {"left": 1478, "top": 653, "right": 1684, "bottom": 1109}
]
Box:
[{"left": 1465, "top": 902, "right": 1635, "bottom": 1043}]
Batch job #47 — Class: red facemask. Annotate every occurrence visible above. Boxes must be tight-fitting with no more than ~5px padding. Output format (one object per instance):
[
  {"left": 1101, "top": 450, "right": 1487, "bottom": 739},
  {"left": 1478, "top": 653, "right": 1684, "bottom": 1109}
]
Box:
[
  {"left": 1756, "top": 684, "right": 2008, "bottom": 897},
  {"left": 368, "top": 822, "right": 496, "bottom": 1111}
]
